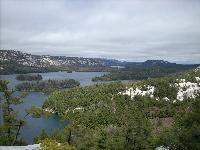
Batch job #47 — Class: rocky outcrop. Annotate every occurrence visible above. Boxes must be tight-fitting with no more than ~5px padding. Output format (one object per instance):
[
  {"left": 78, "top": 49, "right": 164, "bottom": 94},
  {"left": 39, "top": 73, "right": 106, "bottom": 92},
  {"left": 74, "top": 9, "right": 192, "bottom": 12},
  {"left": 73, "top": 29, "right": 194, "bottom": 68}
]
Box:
[{"left": 0, "top": 144, "right": 40, "bottom": 150}]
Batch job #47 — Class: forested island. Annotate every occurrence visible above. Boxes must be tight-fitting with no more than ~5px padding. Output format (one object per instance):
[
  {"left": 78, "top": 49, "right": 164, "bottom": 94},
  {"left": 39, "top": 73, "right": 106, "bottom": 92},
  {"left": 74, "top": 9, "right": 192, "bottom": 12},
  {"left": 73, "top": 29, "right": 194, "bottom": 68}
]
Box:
[
  {"left": 66, "top": 70, "right": 72, "bottom": 73},
  {"left": 15, "top": 79, "right": 80, "bottom": 94},
  {"left": 16, "top": 74, "right": 42, "bottom": 81}
]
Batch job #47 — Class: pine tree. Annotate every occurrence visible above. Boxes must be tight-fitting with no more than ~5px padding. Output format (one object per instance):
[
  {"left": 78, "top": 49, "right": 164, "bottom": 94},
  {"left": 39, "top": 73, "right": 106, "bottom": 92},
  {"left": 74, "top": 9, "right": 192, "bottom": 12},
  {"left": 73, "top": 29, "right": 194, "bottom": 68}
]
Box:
[{"left": 0, "top": 80, "right": 25, "bottom": 145}]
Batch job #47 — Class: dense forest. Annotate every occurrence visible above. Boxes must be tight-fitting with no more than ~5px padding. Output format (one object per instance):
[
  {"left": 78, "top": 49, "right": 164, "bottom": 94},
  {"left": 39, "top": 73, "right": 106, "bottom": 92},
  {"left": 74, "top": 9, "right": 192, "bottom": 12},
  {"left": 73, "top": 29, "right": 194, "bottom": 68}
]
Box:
[
  {"left": 0, "top": 80, "right": 76, "bottom": 149},
  {"left": 16, "top": 74, "right": 42, "bottom": 81},
  {"left": 1, "top": 68, "right": 200, "bottom": 149},
  {"left": 35, "top": 68, "right": 200, "bottom": 149},
  {"left": 92, "top": 65, "right": 198, "bottom": 81},
  {"left": 15, "top": 79, "right": 80, "bottom": 94}
]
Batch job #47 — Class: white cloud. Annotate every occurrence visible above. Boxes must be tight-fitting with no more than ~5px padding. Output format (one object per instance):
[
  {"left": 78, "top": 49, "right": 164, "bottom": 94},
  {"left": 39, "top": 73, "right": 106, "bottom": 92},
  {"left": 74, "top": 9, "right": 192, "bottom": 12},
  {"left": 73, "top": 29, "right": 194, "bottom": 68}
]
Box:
[{"left": 0, "top": 0, "right": 200, "bottom": 63}]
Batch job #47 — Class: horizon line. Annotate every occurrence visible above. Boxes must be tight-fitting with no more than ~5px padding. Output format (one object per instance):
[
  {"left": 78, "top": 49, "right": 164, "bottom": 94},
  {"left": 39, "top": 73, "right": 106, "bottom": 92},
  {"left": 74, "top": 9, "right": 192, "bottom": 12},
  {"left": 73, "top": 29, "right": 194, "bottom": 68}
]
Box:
[{"left": 0, "top": 49, "right": 199, "bottom": 65}]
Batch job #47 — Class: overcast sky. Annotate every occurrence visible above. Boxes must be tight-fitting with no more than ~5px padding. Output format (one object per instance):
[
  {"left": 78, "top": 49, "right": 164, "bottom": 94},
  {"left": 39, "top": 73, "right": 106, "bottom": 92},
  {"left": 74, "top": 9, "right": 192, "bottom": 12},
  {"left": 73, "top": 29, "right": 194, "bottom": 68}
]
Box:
[{"left": 1, "top": 0, "right": 200, "bottom": 63}]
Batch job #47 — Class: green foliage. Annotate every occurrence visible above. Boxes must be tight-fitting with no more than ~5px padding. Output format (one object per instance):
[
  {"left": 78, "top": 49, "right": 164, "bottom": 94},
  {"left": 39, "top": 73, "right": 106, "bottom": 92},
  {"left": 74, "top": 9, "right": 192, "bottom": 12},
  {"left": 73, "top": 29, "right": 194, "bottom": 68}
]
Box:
[
  {"left": 158, "top": 97, "right": 200, "bottom": 150},
  {"left": 1, "top": 67, "right": 199, "bottom": 148},
  {"left": 34, "top": 129, "right": 49, "bottom": 143},
  {"left": 40, "top": 69, "right": 200, "bottom": 149},
  {"left": 42, "top": 83, "right": 157, "bottom": 149},
  {"left": 146, "top": 77, "right": 177, "bottom": 100},
  {"left": 0, "top": 80, "right": 26, "bottom": 146},
  {"left": 26, "top": 105, "right": 43, "bottom": 118},
  {"left": 16, "top": 74, "right": 42, "bottom": 81},
  {"left": 25, "top": 105, "right": 51, "bottom": 118},
  {"left": 0, "top": 80, "right": 8, "bottom": 91},
  {"left": 40, "top": 138, "right": 76, "bottom": 150},
  {"left": 15, "top": 79, "right": 80, "bottom": 94},
  {"left": 92, "top": 66, "right": 196, "bottom": 81}
]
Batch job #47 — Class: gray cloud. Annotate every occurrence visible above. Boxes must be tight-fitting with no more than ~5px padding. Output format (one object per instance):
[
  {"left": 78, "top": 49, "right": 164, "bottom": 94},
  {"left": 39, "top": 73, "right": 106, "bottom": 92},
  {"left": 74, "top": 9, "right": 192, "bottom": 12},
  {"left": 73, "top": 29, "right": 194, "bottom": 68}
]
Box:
[{"left": 1, "top": 0, "right": 200, "bottom": 63}]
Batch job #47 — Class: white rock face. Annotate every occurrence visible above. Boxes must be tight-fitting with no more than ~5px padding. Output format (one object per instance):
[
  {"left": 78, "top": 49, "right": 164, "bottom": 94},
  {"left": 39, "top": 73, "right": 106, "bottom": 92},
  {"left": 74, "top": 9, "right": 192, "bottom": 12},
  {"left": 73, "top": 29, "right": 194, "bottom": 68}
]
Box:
[
  {"left": 65, "top": 107, "right": 84, "bottom": 114},
  {"left": 162, "top": 97, "right": 170, "bottom": 101},
  {"left": 73, "top": 107, "right": 84, "bottom": 111},
  {"left": 195, "top": 66, "right": 200, "bottom": 72},
  {"left": 120, "top": 76, "right": 200, "bottom": 101},
  {"left": 195, "top": 77, "right": 200, "bottom": 82},
  {"left": 119, "top": 86, "right": 155, "bottom": 98},
  {"left": 155, "top": 146, "right": 169, "bottom": 150},
  {"left": 43, "top": 108, "right": 55, "bottom": 113},
  {"left": 0, "top": 144, "right": 40, "bottom": 150},
  {"left": 175, "top": 79, "right": 200, "bottom": 101}
]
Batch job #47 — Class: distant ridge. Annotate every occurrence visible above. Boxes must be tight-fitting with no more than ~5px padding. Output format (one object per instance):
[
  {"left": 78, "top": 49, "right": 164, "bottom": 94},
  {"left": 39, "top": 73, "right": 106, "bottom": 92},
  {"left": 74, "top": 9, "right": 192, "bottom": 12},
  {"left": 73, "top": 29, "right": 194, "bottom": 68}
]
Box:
[
  {"left": 0, "top": 50, "right": 199, "bottom": 75},
  {"left": 144, "top": 60, "right": 172, "bottom": 64},
  {"left": 0, "top": 50, "right": 122, "bottom": 74},
  {"left": 0, "top": 50, "right": 122, "bottom": 67}
]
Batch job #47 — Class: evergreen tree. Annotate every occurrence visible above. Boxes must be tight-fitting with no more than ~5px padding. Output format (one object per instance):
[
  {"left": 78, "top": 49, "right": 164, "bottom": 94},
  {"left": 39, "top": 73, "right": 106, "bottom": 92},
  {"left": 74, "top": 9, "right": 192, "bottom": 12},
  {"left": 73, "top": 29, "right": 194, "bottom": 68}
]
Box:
[{"left": 0, "top": 80, "right": 25, "bottom": 145}]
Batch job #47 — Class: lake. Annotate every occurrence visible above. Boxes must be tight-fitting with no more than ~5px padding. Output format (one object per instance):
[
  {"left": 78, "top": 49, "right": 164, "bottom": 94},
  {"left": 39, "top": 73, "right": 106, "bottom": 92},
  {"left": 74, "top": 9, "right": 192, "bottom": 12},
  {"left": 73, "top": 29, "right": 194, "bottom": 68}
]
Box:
[{"left": 0, "top": 71, "right": 107, "bottom": 144}]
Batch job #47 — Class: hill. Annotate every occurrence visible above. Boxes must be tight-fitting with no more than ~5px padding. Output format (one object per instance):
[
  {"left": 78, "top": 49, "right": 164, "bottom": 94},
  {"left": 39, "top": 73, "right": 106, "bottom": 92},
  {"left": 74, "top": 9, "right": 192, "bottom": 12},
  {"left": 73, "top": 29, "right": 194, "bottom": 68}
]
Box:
[
  {"left": 39, "top": 67, "right": 200, "bottom": 149},
  {"left": 1, "top": 50, "right": 199, "bottom": 75},
  {"left": 0, "top": 50, "right": 121, "bottom": 74},
  {"left": 93, "top": 60, "right": 199, "bottom": 81}
]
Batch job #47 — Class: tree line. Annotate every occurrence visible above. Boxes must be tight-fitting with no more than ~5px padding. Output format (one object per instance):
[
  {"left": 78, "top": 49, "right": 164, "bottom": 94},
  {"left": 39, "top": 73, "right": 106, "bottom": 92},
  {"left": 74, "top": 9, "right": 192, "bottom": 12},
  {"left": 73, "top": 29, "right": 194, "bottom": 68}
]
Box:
[
  {"left": 15, "top": 79, "right": 80, "bottom": 94},
  {"left": 92, "top": 66, "right": 196, "bottom": 81},
  {"left": 16, "top": 74, "right": 42, "bottom": 81},
  {"left": 0, "top": 68, "right": 199, "bottom": 149}
]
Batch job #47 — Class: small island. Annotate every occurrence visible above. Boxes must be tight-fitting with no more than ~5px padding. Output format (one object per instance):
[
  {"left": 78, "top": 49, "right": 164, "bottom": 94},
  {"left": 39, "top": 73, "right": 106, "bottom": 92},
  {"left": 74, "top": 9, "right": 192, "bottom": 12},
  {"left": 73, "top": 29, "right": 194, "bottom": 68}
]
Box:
[
  {"left": 66, "top": 70, "right": 72, "bottom": 73},
  {"left": 15, "top": 79, "right": 80, "bottom": 94},
  {"left": 16, "top": 74, "right": 43, "bottom": 81}
]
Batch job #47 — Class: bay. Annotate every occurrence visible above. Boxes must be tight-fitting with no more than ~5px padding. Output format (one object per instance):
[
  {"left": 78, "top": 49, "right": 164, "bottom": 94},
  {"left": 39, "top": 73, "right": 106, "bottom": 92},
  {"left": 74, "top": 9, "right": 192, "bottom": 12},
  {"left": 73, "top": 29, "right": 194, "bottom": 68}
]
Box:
[{"left": 0, "top": 71, "right": 106, "bottom": 144}]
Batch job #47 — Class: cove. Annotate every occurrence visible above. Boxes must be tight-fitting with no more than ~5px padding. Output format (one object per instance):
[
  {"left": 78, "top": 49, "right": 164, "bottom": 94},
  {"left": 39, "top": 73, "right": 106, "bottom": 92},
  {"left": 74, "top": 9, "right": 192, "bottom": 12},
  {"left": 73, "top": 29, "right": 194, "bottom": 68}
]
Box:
[{"left": 0, "top": 71, "right": 107, "bottom": 144}]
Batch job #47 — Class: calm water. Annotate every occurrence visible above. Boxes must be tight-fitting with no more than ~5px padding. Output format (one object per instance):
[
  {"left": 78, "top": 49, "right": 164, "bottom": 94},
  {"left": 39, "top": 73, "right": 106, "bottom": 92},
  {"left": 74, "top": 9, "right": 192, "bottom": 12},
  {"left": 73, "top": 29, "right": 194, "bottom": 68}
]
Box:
[
  {"left": 0, "top": 71, "right": 106, "bottom": 144},
  {"left": 0, "top": 71, "right": 107, "bottom": 89}
]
